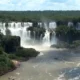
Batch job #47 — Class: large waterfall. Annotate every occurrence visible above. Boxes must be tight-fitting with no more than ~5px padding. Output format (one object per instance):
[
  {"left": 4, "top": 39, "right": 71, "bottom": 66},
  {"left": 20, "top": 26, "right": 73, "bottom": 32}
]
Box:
[{"left": 0, "top": 22, "right": 57, "bottom": 50}]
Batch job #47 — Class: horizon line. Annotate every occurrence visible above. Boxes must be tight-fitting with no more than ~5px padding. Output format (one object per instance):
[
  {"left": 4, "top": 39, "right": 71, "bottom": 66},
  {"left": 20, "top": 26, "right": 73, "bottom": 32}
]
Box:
[{"left": 0, "top": 10, "right": 80, "bottom": 12}]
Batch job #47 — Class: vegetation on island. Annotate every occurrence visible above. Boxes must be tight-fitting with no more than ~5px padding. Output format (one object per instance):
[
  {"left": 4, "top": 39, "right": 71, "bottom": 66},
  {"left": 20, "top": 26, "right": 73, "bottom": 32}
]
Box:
[
  {"left": 27, "top": 21, "right": 45, "bottom": 40},
  {"left": 56, "top": 25, "right": 80, "bottom": 43},
  {"left": 51, "top": 25, "right": 80, "bottom": 49}
]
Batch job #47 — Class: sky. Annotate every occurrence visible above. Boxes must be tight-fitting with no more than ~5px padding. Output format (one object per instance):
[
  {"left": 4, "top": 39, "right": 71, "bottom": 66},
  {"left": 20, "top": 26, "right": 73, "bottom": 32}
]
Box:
[{"left": 0, "top": 0, "right": 80, "bottom": 11}]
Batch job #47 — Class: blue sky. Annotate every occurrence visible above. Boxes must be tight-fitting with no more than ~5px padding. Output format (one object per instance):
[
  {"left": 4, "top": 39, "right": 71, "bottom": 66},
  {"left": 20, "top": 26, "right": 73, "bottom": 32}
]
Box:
[{"left": 0, "top": 0, "right": 80, "bottom": 11}]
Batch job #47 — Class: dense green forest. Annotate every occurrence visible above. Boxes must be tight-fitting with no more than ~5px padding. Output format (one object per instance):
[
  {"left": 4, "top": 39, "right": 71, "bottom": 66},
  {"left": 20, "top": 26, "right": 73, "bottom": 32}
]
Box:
[{"left": 0, "top": 11, "right": 80, "bottom": 22}]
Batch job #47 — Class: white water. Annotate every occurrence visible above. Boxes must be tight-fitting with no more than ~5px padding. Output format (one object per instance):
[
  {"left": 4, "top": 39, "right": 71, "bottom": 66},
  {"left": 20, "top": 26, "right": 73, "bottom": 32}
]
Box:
[
  {"left": 0, "top": 22, "right": 57, "bottom": 51},
  {"left": 43, "top": 30, "right": 51, "bottom": 47}
]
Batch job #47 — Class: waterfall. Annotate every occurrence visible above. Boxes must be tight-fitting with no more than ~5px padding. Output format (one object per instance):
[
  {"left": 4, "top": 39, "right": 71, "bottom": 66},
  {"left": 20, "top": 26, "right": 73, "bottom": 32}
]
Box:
[
  {"left": 43, "top": 30, "right": 50, "bottom": 46},
  {"left": 51, "top": 31, "right": 57, "bottom": 45},
  {"left": 0, "top": 23, "right": 6, "bottom": 35},
  {"left": 7, "top": 22, "right": 32, "bottom": 46},
  {"left": 68, "top": 22, "right": 73, "bottom": 27},
  {"left": 49, "top": 22, "right": 57, "bottom": 29},
  {"left": 49, "top": 22, "right": 57, "bottom": 45},
  {"left": 0, "top": 21, "right": 57, "bottom": 50},
  {"left": 33, "top": 31, "right": 36, "bottom": 42},
  {"left": 42, "top": 22, "right": 57, "bottom": 46}
]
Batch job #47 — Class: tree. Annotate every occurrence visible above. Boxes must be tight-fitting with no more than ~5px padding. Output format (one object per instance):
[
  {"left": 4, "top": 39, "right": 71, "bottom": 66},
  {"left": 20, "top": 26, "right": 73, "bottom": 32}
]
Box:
[{"left": 56, "top": 25, "right": 80, "bottom": 43}]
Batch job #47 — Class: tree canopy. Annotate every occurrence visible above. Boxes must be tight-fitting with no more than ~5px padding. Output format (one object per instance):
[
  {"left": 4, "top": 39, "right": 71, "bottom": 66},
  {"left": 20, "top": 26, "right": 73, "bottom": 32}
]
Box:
[{"left": 0, "top": 11, "right": 80, "bottom": 22}]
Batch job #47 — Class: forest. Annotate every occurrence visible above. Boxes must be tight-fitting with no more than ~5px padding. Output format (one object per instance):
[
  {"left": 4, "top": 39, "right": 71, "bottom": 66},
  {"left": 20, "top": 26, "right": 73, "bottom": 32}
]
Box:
[{"left": 0, "top": 11, "right": 80, "bottom": 22}]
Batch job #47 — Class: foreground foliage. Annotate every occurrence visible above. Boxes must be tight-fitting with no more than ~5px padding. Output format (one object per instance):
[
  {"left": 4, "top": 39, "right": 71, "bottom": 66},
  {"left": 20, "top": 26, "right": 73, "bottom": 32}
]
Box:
[
  {"left": 0, "top": 32, "right": 39, "bottom": 76},
  {"left": 9, "top": 47, "right": 39, "bottom": 61},
  {"left": 0, "top": 48, "right": 15, "bottom": 76}
]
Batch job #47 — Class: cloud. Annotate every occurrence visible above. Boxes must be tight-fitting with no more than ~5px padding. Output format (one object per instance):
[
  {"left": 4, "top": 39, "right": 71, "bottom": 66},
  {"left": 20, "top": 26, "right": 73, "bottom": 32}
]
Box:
[
  {"left": 0, "top": 0, "right": 80, "bottom": 10},
  {"left": 44, "top": 0, "right": 80, "bottom": 10},
  {"left": 0, "top": 0, "right": 11, "bottom": 4}
]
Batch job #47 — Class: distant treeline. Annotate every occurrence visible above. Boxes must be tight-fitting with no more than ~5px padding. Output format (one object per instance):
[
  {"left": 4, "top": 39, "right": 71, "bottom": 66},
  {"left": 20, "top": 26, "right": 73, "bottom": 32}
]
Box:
[{"left": 0, "top": 11, "right": 80, "bottom": 22}]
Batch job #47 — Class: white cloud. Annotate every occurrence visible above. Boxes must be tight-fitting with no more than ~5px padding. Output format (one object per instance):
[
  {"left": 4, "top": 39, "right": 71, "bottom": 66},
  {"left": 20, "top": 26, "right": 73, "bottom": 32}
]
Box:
[
  {"left": 45, "top": 0, "right": 80, "bottom": 10},
  {"left": 0, "top": 0, "right": 11, "bottom": 4},
  {"left": 0, "top": 0, "right": 80, "bottom": 10}
]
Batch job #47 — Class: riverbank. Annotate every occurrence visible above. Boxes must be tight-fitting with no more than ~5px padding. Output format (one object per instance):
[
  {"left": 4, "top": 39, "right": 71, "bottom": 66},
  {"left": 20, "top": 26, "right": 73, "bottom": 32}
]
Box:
[
  {"left": 0, "top": 47, "right": 39, "bottom": 76},
  {"left": 0, "top": 56, "right": 39, "bottom": 76},
  {"left": 0, "top": 59, "right": 20, "bottom": 76}
]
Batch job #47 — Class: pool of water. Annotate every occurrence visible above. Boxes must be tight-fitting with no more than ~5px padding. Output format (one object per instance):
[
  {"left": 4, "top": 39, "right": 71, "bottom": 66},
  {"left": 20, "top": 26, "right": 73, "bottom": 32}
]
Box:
[{"left": 0, "top": 49, "right": 80, "bottom": 80}]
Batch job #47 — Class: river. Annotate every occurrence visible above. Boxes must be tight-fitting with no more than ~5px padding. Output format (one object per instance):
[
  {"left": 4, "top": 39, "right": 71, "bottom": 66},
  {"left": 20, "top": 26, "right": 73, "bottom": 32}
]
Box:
[{"left": 0, "top": 48, "right": 80, "bottom": 80}]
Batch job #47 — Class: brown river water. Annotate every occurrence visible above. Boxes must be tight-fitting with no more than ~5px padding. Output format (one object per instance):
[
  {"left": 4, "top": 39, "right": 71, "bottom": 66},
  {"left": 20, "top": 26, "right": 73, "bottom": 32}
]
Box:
[{"left": 0, "top": 48, "right": 80, "bottom": 80}]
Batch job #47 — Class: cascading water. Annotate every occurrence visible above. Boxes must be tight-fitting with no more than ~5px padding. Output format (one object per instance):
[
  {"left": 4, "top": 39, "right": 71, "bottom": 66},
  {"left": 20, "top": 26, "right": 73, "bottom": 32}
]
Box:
[
  {"left": 0, "top": 22, "right": 57, "bottom": 51},
  {"left": 50, "top": 31, "right": 57, "bottom": 45},
  {"left": 42, "top": 22, "right": 57, "bottom": 46},
  {"left": 42, "top": 22, "right": 50, "bottom": 46},
  {"left": 7, "top": 22, "right": 32, "bottom": 47},
  {"left": 49, "top": 22, "right": 57, "bottom": 45},
  {"left": 43, "top": 30, "right": 51, "bottom": 47},
  {"left": 0, "top": 23, "right": 6, "bottom": 35}
]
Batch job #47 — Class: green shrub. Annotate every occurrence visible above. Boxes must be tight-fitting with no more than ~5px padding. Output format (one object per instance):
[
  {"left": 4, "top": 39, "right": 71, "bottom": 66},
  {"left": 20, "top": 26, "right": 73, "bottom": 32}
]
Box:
[
  {"left": 16, "top": 47, "right": 39, "bottom": 59},
  {"left": 0, "top": 52, "right": 15, "bottom": 76},
  {"left": 8, "top": 54, "right": 17, "bottom": 59},
  {"left": 69, "top": 40, "right": 80, "bottom": 48},
  {"left": 0, "top": 47, "right": 3, "bottom": 55}
]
